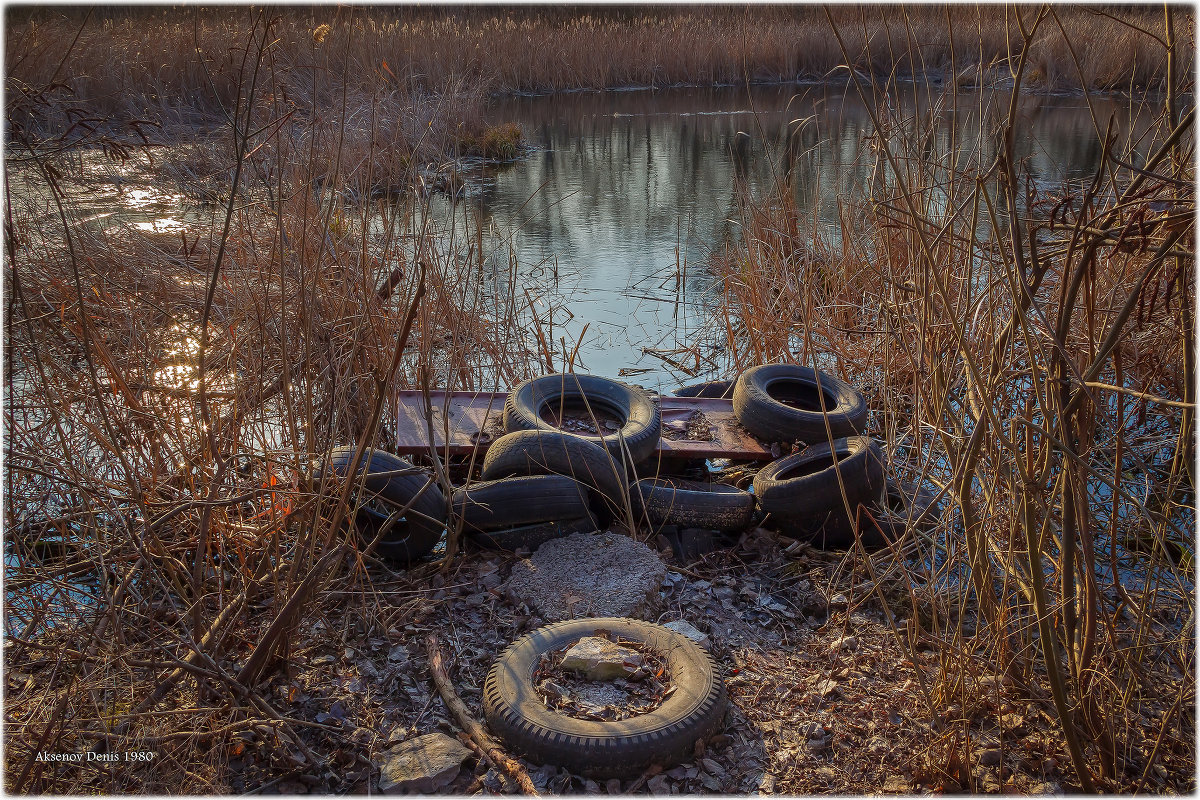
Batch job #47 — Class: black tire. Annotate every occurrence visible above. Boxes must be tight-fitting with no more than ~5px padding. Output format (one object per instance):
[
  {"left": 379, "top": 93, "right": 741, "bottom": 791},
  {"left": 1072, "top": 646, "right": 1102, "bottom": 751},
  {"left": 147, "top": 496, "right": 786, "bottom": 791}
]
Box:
[
  {"left": 483, "top": 618, "right": 727, "bottom": 779},
  {"left": 467, "top": 516, "right": 599, "bottom": 552},
  {"left": 870, "top": 477, "right": 943, "bottom": 544},
  {"left": 732, "top": 364, "right": 867, "bottom": 443},
  {"left": 453, "top": 475, "right": 594, "bottom": 534},
  {"left": 324, "top": 447, "right": 446, "bottom": 563},
  {"left": 632, "top": 477, "right": 755, "bottom": 532},
  {"left": 672, "top": 380, "right": 734, "bottom": 399},
  {"left": 753, "top": 436, "right": 886, "bottom": 547},
  {"left": 480, "top": 430, "right": 628, "bottom": 514},
  {"left": 504, "top": 373, "right": 662, "bottom": 464}
]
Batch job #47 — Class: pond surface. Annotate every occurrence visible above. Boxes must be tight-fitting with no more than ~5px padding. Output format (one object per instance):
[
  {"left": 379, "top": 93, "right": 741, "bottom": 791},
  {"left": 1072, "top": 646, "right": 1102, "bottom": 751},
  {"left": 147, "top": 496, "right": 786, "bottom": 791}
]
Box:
[
  {"left": 7, "top": 82, "right": 1152, "bottom": 392},
  {"left": 458, "top": 83, "right": 1150, "bottom": 389}
]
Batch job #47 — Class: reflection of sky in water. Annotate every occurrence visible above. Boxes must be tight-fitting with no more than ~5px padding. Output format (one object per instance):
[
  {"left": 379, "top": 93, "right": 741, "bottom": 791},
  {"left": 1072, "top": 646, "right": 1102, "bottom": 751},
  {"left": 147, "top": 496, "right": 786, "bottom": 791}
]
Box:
[
  {"left": 421, "top": 84, "right": 1153, "bottom": 390},
  {"left": 4, "top": 84, "right": 1153, "bottom": 393}
]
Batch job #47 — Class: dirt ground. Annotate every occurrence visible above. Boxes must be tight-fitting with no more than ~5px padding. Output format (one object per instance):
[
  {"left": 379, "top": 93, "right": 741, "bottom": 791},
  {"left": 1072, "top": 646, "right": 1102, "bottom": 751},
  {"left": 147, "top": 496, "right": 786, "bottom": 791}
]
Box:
[{"left": 183, "top": 523, "right": 1100, "bottom": 796}]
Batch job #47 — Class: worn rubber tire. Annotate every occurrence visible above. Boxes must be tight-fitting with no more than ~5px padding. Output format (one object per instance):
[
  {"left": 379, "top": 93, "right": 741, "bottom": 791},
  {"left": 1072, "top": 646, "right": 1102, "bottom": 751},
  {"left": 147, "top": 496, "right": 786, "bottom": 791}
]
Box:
[
  {"left": 753, "top": 436, "right": 886, "bottom": 547},
  {"left": 453, "top": 475, "right": 594, "bottom": 534},
  {"left": 732, "top": 364, "right": 867, "bottom": 442},
  {"left": 480, "top": 430, "right": 628, "bottom": 514},
  {"left": 672, "top": 380, "right": 734, "bottom": 399},
  {"left": 483, "top": 617, "right": 727, "bottom": 779},
  {"left": 504, "top": 373, "right": 662, "bottom": 464},
  {"left": 871, "top": 477, "right": 943, "bottom": 544},
  {"left": 467, "top": 516, "right": 599, "bottom": 552},
  {"left": 632, "top": 477, "right": 755, "bottom": 532},
  {"left": 325, "top": 447, "right": 446, "bottom": 563}
]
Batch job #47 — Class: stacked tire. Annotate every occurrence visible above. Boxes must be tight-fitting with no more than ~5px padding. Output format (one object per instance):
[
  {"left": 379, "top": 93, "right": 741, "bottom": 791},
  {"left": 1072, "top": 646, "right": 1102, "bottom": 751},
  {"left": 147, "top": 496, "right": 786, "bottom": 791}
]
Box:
[
  {"left": 730, "top": 363, "right": 939, "bottom": 549},
  {"left": 459, "top": 373, "right": 663, "bottom": 551},
  {"left": 321, "top": 447, "right": 447, "bottom": 563}
]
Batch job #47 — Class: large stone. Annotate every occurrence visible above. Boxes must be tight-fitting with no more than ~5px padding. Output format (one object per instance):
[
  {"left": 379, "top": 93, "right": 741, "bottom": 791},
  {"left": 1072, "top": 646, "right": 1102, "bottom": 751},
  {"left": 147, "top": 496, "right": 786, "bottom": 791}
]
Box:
[
  {"left": 378, "top": 732, "right": 471, "bottom": 794},
  {"left": 560, "top": 636, "right": 644, "bottom": 680},
  {"left": 505, "top": 532, "right": 667, "bottom": 621},
  {"left": 663, "top": 619, "right": 709, "bottom": 647}
]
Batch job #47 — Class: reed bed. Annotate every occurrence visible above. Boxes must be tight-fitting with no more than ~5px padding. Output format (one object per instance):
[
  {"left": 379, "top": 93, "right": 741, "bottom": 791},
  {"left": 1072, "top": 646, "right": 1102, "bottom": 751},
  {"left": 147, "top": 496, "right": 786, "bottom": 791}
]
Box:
[
  {"left": 6, "top": 5, "right": 1185, "bottom": 147},
  {"left": 5, "top": 16, "right": 546, "bottom": 789},
  {"left": 3, "top": 4, "right": 1195, "bottom": 794},
  {"left": 709, "top": 6, "right": 1194, "bottom": 791}
]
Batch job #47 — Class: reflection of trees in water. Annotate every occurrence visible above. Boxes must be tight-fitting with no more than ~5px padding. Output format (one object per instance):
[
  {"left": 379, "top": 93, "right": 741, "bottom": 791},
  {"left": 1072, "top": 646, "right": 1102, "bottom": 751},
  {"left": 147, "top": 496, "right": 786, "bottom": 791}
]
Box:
[{"left": 452, "top": 84, "right": 1150, "bottom": 380}]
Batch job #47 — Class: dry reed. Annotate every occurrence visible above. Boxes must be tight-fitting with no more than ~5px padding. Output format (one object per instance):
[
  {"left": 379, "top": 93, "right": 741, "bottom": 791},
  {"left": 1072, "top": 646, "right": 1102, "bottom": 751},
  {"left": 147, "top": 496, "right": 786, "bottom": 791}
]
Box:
[
  {"left": 3, "top": 4, "right": 1194, "bottom": 794},
  {"left": 707, "top": 6, "right": 1194, "bottom": 791}
]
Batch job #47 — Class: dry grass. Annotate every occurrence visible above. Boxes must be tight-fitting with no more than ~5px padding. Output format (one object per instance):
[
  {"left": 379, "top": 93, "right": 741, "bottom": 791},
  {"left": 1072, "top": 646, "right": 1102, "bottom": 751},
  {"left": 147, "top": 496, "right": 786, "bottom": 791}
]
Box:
[
  {"left": 3, "top": 4, "right": 1195, "bottom": 794},
  {"left": 5, "top": 5, "right": 1187, "bottom": 146},
  {"left": 707, "top": 6, "right": 1195, "bottom": 791}
]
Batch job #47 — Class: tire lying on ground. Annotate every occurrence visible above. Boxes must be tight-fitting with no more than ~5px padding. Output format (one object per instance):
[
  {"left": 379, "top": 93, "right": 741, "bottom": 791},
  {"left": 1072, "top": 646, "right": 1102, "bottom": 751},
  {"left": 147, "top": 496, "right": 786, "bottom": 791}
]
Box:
[
  {"left": 323, "top": 447, "right": 446, "bottom": 563},
  {"left": 753, "top": 436, "right": 886, "bottom": 548},
  {"left": 483, "top": 617, "right": 727, "bottom": 779},
  {"left": 467, "top": 516, "right": 599, "bottom": 553},
  {"left": 452, "top": 475, "right": 594, "bottom": 534},
  {"left": 732, "top": 363, "right": 867, "bottom": 442},
  {"left": 505, "top": 373, "right": 662, "bottom": 464},
  {"left": 632, "top": 477, "right": 755, "bottom": 532},
  {"left": 480, "top": 430, "right": 628, "bottom": 515},
  {"left": 672, "top": 380, "right": 734, "bottom": 399},
  {"left": 871, "top": 477, "right": 943, "bottom": 544}
]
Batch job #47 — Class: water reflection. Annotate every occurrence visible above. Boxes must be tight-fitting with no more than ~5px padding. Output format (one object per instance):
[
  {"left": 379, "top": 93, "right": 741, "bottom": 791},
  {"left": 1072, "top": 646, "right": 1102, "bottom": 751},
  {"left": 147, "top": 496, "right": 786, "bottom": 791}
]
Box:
[{"left": 458, "top": 83, "right": 1151, "bottom": 389}]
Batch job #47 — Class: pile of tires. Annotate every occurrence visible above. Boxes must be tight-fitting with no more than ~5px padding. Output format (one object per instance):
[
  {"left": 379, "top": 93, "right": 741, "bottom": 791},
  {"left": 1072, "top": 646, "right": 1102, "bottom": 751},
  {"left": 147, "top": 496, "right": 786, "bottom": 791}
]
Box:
[
  {"left": 726, "top": 363, "right": 940, "bottom": 549},
  {"left": 459, "top": 373, "right": 664, "bottom": 551},
  {"left": 321, "top": 447, "right": 448, "bottom": 563}
]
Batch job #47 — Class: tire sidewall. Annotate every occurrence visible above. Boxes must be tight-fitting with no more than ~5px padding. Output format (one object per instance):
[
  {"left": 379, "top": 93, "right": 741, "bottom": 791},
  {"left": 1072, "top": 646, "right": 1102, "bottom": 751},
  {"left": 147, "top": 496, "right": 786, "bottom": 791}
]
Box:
[
  {"left": 506, "top": 374, "right": 661, "bottom": 463},
  {"left": 484, "top": 618, "right": 724, "bottom": 775}
]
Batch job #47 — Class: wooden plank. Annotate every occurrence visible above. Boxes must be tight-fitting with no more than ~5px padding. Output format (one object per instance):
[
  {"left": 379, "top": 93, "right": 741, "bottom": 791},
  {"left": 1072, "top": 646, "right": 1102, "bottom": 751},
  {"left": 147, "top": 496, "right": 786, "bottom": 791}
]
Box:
[{"left": 392, "top": 390, "right": 772, "bottom": 460}]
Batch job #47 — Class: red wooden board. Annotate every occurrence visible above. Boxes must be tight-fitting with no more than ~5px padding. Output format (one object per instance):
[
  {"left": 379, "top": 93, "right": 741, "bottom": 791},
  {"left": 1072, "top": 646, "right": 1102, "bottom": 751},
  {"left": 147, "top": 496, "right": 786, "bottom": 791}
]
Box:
[{"left": 392, "top": 390, "right": 772, "bottom": 460}]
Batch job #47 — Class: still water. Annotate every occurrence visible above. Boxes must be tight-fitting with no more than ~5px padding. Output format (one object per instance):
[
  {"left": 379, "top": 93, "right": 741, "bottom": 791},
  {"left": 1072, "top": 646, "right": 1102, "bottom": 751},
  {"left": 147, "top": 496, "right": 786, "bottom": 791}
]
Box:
[
  {"left": 453, "top": 83, "right": 1147, "bottom": 389},
  {"left": 9, "top": 83, "right": 1151, "bottom": 390}
]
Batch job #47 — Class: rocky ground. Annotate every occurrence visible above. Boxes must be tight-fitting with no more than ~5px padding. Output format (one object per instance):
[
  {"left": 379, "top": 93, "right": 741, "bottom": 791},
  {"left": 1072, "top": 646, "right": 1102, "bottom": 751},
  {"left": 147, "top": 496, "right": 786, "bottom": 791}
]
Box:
[{"left": 205, "top": 520, "right": 1096, "bottom": 796}]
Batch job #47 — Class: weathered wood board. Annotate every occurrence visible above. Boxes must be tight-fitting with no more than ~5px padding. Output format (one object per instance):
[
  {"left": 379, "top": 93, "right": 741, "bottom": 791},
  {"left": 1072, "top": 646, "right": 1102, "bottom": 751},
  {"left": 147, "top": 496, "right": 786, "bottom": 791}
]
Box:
[{"left": 393, "top": 390, "right": 772, "bottom": 460}]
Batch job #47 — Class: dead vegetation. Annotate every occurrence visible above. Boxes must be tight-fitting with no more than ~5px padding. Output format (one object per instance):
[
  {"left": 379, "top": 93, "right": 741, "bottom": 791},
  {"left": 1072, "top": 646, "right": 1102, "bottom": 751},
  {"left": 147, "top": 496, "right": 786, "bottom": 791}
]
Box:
[
  {"left": 709, "top": 6, "right": 1195, "bottom": 792},
  {"left": 3, "top": 4, "right": 1195, "bottom": 796}
]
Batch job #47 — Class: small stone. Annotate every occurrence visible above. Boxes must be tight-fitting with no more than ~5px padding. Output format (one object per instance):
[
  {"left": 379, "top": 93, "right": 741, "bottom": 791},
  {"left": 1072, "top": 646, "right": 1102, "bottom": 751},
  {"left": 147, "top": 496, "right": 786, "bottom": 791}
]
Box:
[
  {"left": 646, "top": 773, "right": 672, "bottom": 795},
  {"left": 977, "top": 674, "right": 1011, "bottom": 692},
  {"left": 978, "top": 748, "right": 1003, "bottom": 767},
  {"left": 830, "top": 593, "right": 849, "bottom": 608},
  {"left": 663, "top": 620, "right": 709, "bottom": 646},
  {"left": 605, "top": 778, "right": 622, "bottom": 794},
  {"left": 377, "top": 732, "right": 471, "bottom": 794},
  {"left": 560, "top": 637, "right": 644, "bottom": 681},
  {"left": 831, "top": 635, "right": 858, "bottom": 653}
]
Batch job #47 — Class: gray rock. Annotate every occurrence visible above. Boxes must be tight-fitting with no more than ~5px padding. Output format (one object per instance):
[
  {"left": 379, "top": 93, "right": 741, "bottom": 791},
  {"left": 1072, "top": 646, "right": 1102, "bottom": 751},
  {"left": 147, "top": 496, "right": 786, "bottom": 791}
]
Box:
[
  {"left": 378, "top": 732, "right": 470, "bottom": 794},
  {"left": 663, "top": 619, "right": 709, "bottom": 646},
  {"left": 505, "top": 532, "right": 667, "bottom": 621},
  {"left": 830, "top": 635, "right": 858, "bottom": 653},
  {"left": 978, "top": 747, "right": 1003, "bottom": 767},
  {"left": 560, "top": 636, "right": 644, "bottom": 680}
]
